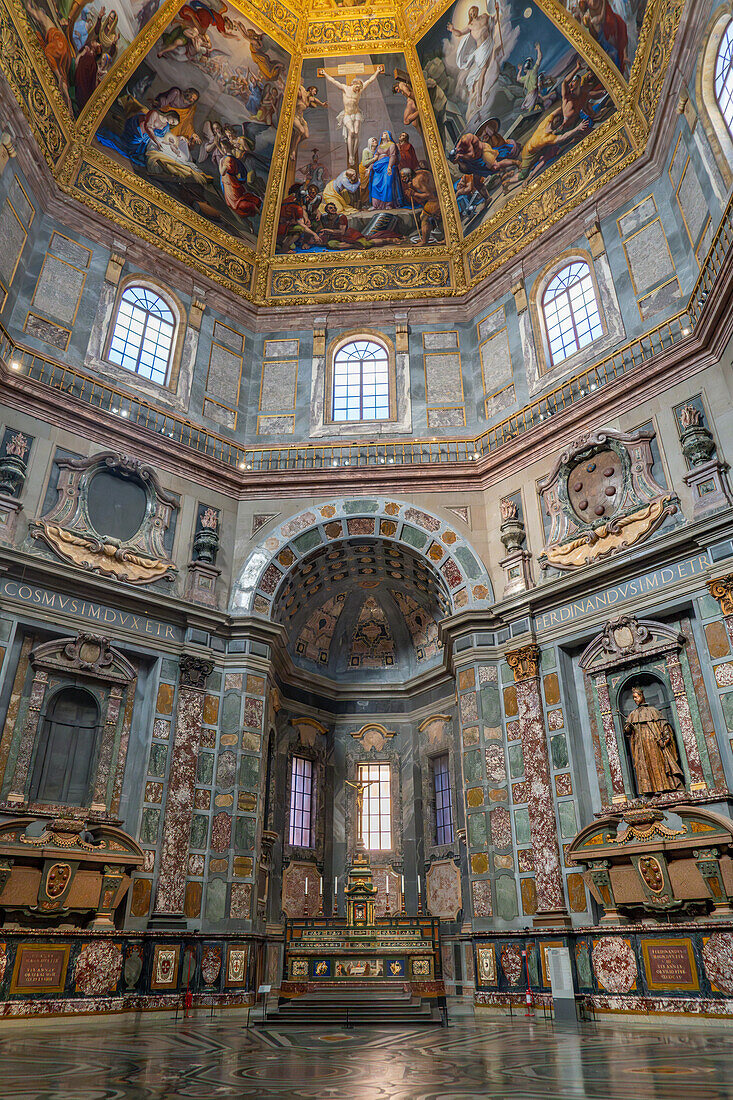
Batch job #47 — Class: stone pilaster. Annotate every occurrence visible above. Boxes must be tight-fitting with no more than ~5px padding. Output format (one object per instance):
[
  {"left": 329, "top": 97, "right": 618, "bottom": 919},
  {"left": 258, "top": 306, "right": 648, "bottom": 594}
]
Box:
[
  {"left": 455, "top": 654, "right": 514, "bottom": 928},
  {"left": 91, "top": 685, "right": 124, "bottom": 811},
  {"left": 7, "top": 669, "right": 48, "bottom": 803},
  {"left": 594, "top": 677, "right": 627, "bottom": 804},
  {"left": 506, "top": 643, "right": 570, "bottom": 927},
  {"left": 151, "top": 654, "right": 213, "bottom": 922},
  {"left": 666, "top": 651, "right": 707, "bottom": 791}
]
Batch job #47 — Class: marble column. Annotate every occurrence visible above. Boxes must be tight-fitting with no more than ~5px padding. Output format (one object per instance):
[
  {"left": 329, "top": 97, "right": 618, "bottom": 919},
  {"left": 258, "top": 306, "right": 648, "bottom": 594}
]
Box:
[
  {"left": 151, "top": 654, "right": 213, "bottom": 922},
  {"left": 506, "top": 643, "right": 570, "bottom": 928}
]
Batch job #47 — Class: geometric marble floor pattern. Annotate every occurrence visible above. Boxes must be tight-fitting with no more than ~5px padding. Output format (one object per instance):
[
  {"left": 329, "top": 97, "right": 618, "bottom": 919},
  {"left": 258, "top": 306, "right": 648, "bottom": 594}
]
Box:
[{"left": 2, "top": 1012, "right": 733, "bottom": 1100}]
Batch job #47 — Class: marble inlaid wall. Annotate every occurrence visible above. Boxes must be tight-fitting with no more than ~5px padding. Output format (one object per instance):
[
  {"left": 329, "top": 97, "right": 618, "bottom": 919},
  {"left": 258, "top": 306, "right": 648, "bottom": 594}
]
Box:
[
  {"left": 203, "top": 322, "right": 244, "bottom": 431},
  {"left": 0, "top": 173, "right": 33, "bottom": 303}
]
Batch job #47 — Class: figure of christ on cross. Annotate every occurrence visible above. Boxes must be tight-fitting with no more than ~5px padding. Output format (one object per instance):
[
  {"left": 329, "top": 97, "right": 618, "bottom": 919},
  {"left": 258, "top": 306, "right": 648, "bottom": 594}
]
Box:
[
  {"left": 319, "top": 64, "right": 385, "bottom": 169},
  {"left": 345, "top": 776, "right": 379, "bottom": 847}
]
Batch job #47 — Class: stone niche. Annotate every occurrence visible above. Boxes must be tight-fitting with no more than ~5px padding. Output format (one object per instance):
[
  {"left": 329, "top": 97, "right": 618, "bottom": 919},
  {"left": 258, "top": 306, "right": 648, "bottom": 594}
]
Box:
[
  {"left": 579, "top": 614, "right": 721, "bottom": 808},
  {"left": 568, "top": 805, "right": 733, "bottom": 923},
  {"left": 0, "top": 816, "right": 143, "bottom": 929}
]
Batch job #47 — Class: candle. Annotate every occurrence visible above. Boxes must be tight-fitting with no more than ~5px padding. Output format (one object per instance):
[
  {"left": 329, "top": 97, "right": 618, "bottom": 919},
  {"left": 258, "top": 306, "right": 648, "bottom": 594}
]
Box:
[
  {"left": 319, "top": 876, "right": 323, "bottom": 896},
  {"left": 401, "top": 874, "right": 404, "bottom": 893},
  {"left": 305, "top": 876, "right": 308, "bottom": 895},
  {"left": 417, "top": 874, "right": 421, "bottom": 895},
  {"left": 334, "top": 875, "right": 338, "bottom": 894}
]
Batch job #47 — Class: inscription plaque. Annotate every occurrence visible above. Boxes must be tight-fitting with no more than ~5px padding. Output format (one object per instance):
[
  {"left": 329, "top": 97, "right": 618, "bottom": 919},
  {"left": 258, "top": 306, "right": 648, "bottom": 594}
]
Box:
[
  {"left": 10, "top": 944, "right": 70, "bottom": 994},
  {"left": 642, "top": 939, "right": 699, "bottom": 990}
]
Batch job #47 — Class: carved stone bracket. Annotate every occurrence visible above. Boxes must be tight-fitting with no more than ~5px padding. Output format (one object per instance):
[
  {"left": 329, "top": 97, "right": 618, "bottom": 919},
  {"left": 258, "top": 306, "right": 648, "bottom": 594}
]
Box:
[
  {"left": 506, "top": 643, "right": 541, "bottom": 682},
  {"left": 178, "top": 655, "right": 214, "bottom": 691},
  {"left": 708, "top": 574, "right": 733, "bottom": 616}
]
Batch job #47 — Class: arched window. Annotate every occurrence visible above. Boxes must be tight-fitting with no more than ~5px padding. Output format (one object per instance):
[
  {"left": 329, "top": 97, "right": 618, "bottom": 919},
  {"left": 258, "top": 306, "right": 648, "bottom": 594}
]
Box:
[
  {"left": 715, "top": 19, "right": 733, "bottom": 136},
  {"left": 29, "top": 687, "right": 101, "bottom": 806},
  {"left": 108, "top": 285, "right": 175, "bottom": 385},
  {"left": 332, "top": 338, "right": 390, "bottom": 422},
  {"left": 542, "top": 261, "right": 603, "bottom": 366}
]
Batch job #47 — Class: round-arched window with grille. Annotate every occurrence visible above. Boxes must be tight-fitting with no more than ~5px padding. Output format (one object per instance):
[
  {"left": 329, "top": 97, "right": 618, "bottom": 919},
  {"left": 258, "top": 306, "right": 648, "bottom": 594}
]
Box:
[
  {"left": 542, "top": 262, "right": 603, "bottom": 366},
  {"left": 108, "top": 285, "right": 176, "bottom": 385},
  {"left": 331, "top": 338, "right": 391, "bottom": 422},
  {"left": 715, "top": 19, "right": 733, "bottom": 137}
]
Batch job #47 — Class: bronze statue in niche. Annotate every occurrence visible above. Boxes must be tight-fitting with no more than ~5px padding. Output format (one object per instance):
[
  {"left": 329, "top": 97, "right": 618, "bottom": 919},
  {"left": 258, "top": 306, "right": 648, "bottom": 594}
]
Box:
[{"left": 623, "top": 687, "right": 685, "bottom": 795}]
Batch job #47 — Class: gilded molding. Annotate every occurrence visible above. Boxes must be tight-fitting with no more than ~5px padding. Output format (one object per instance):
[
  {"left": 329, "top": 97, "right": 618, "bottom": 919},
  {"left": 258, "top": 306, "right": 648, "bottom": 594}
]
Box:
[
  {"left": 305, "top": 17, "right": 400, "bottom": 48},
  {"left": 0, "top": 0, "right": 68, "bottom": 164},
  {"left": 269, "top": 259, "right": 452, "bottom": 300},
  {"left": 254, "top": 14, "right": 308, "bottom": 297},
  {"left": 634, "top": 0, "right": 686, "bottom": 127},
  {"left": 72, "top": 160, "right": 254, "bottom": 293},
  {"left": 467, "top": 122, "right": 634, "bottom": 280}
]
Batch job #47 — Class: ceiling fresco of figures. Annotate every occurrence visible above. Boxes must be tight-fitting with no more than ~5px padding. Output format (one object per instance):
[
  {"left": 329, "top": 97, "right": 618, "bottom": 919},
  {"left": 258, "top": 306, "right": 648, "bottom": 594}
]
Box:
[
  {"left": 416, "top": 0, "right": 619, "bottom": 236},
  {"left": 94, "top": 1, "right": 290, "bottom": 243},
  {"left": 3, "top": 0, "right": 681, "bottom": 304},
  {"left": 278, "top": 51, "right": 444, "bottom": 253},
  {"left": 23, "top": 0, "right": 162, "bottom": 117}
]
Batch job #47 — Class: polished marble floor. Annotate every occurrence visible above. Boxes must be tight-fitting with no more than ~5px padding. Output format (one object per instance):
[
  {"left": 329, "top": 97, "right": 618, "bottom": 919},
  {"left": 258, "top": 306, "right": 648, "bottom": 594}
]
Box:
[{"left": 2, "top": 1009, "right": 733, "bottom": 1100}]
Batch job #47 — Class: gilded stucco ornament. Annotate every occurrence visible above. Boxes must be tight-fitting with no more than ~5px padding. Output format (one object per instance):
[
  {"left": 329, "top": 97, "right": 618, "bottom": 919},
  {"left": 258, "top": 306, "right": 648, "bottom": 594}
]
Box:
[{"left": 537, "top": 428, "right": 678, "bottom": 571}]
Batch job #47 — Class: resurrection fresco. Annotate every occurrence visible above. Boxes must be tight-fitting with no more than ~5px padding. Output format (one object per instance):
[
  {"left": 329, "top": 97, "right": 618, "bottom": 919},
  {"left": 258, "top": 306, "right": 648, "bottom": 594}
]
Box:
[
  {"left": 23, "top": 0, "right": 162, "bottom": 116},
  {"left": 95, "top": 1, "right": 291, "bottom": 244},
  {"left": 276, "top": 51, "right": 445, "bottom": 254},
  {"left": 416, "top": 0, "right": 618, "bottom": 235}
]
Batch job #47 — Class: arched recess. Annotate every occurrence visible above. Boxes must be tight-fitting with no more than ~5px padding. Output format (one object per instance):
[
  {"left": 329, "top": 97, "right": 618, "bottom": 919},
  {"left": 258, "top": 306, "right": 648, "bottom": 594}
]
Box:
[
  {"left": 696, "top": 4, "right": 733, "bottom": 190},
  {"left": 230, "top": 498, "right": 494, "bottom": 619}
]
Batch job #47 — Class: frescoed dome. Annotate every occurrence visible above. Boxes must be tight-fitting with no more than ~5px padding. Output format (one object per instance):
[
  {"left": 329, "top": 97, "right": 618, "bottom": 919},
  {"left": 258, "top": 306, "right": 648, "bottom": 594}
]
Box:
[{"left": 3, "top": 0, "right": 678, "bottom": 304}]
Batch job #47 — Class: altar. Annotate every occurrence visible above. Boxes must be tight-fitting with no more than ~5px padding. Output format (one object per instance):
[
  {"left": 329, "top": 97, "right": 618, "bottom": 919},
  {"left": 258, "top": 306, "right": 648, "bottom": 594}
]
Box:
[{"left": 282, "top": 850, "right": 442, "bottom": 994}]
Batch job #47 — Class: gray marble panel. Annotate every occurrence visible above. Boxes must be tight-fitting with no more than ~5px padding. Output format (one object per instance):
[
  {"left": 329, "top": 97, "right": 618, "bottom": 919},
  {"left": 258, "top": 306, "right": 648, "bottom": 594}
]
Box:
[
  {"left": 423, "top": 330, "right": 458, "bottom": 350},
  {"left": 638, "top": 278, "right": 682, "bottom": 321},
  {"left": 0, "top": 201, "right": 26, "bottom": 288},
  {"left": 677, "top": 161, "right": 708, "bottom": 246},
  {"left": 260, "top": 360, "right": 297, "bottom": 411},
  {"left": 424, "top": 351, "right": 463, "bottom": 405},
  {"left": 427, "top": 407, "right": 464, "bottom": 428},
  {"left": 477, "top": 306, "right": 506, "bottom": 340},
  {"left": 257, "top": 414, "right": 295, "bottom": 434},
  {"left": 484, "top": 383, "right": 515, "bottom": 421},
  {"left": 265, "top": 338, "right": 299, "bottom": 358},
  {"left": 49, "top": 232, "right": 90, "bottom": 268},
  {"left": 480, "top": 327, "right": 512, "bottom": 393},
  {"left": 669, "top": 137, "right": 685, "bottom": 188},
  {"left": 203, "top": 399, "right": 237, "bottom": 430},
  {"left": 617, "top": 195, "right": 656, "bottom": 238},
  {"left": 8, "top": 177, "right": 33, "bottom": 226},
  {"left": 206, "top": 343, "right": 242, "bottom": 407},
  {"left": 213, "top": 320, "right": 243, "bottom": 351},
  {"left": 23, "top": 312, "right": 69, "bottom": 350},
  {"left": 624, "top": 220, "right": 674, "bottom": 295},
  {"left": 32, "top": 254, "right": 85, "bottom": 323}
]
